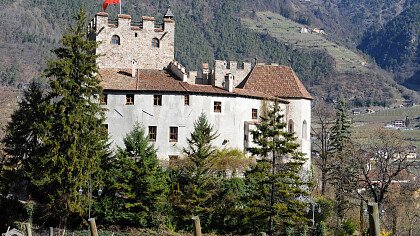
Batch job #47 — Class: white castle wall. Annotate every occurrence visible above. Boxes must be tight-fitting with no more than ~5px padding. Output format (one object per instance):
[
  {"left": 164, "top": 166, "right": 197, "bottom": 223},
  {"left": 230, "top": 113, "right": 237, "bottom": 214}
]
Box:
[
  {"left": 285, "top": 99, "right": 312, "bottom": 169},
  {"left": 92, "top": 13, "right": 175, "bottom": 70},
  {"left": 104, "top": 92, "right": 277, "bottom": 159}
]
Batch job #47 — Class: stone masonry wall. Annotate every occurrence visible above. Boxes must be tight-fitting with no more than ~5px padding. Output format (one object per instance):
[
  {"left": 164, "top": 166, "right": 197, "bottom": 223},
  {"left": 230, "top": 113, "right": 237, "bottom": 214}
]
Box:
[
  {"left": 213, "top": 60, "right": 252, "bottom": 88},
  {"left": 92, "top": 12, "right": 175, "bottom": 70}
]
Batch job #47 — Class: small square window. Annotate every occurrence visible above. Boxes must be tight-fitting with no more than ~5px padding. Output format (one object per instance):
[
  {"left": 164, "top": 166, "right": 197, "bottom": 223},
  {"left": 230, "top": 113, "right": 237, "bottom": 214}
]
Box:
[
  {"left": 100, "top": 94, "right": 108, "bottom": 105},
  {"left": 154, "top": 95, "right": 162, "bottom": 106},
  {"left": 169, "top": 127, "right": 178, "bottom": 142},
  {"left": 252, "top": 108, "right": 258, "bottom": 119},
  {"left": 214, "top": 101, "right": 222, "bottom": 113},
  {"left": 148, "top": 126, "right": 157, "bottom": 141},
  {"left": 184, "top": 95, "right": 190, "bottom": 106},
  {"left": 126, "top": 94, "right": 134, "bottom": 105}
]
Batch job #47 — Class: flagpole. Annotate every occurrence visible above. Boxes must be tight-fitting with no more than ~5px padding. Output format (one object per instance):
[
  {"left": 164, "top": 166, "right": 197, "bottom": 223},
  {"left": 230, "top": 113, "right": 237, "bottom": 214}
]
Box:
[{"left": 120, "top": 0, "right": 122, "bottom": 14}]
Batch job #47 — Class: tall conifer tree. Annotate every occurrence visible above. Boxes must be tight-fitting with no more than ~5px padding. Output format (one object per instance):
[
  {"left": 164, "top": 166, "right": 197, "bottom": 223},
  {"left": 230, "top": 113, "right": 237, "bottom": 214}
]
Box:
[
  {"left": 245, "top": 100, "right": 308, "bottom": 234},
  {"left": 99, "top": 124, "right": 169, "bottom": 227},
  {"left": 3, "top": 9, "right": 109, "bottom": 227},
  {"left": 328, "top": 101, "right": 355, "bottom": 226},
  {"left": 170, "top": 113, "right": 220, "bottom": 228}
]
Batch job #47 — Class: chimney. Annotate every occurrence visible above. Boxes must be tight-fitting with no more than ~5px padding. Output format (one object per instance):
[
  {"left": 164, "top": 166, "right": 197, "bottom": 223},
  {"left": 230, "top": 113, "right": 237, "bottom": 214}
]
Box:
[
  {"left": 224, "top": 73, "right": 234, "bottom": 92},
  {"left": 131, "top": 59, "right": 137, "bottom": 78}
]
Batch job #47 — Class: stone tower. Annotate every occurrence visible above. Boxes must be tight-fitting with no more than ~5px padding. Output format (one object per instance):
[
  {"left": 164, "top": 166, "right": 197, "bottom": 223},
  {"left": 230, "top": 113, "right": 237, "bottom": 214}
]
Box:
[{"left": 88, "top": 7, "right": 175, "bottom": 70}]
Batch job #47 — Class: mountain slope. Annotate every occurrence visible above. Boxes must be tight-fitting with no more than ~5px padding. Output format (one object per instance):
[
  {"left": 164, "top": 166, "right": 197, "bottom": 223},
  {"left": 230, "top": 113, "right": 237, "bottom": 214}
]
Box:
[
  {"left": 0, "top": 0, "right": 418, "bottom": 105},
  {"left": 358, "top": 4, "right": 420, "bottom": 85}
]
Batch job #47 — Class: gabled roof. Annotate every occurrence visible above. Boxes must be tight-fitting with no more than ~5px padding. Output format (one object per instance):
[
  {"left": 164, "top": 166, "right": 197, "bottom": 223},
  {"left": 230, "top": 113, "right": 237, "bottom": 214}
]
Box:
[
  {"left": 237, "top": 65, "right": 313, "bottom": 100},
  {"left": 98, "top": 68, "right": 280, "bottom": 101}
]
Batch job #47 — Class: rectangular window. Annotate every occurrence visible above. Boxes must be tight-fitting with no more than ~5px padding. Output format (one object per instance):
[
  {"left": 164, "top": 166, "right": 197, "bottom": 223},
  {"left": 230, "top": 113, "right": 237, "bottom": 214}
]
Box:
[
  {"left": 154, "top": 95, "right": 162, "bottom": 106},
  {"left": 252, "top": 108, "right": 258, "bottom": 119},
  {"left": 100, "top": 94, "right": 108, "bottom": 105},
  {"left": 169, "top": 127, "right": 178, "bottom": 142},
  {"left": 125, "top": 94, "right": 134, "bottom": 105},
  {"left": 184, "top": 95, "right": 190, "bottom": 106},
  {"left": 214, "top": 101, "right": 222, "bottom": 113},
  {"left": 148, "top": 126, "right": 157, "bottom": 141}
]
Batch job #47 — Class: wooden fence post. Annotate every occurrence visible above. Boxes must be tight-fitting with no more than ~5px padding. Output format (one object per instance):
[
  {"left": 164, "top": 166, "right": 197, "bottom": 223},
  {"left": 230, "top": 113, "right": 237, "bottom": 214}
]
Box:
[
  {"left": 191, "top": 216, "right": 202, "bottom": 236},
  {"left": 24, "top": 223, "right": 32, "bottom": 236},
  {"left": 368, "top": 203, "right": 380, "bottom": 236},
  {"left": 88, "top": 218, "right": 99, "bottom": 236}
]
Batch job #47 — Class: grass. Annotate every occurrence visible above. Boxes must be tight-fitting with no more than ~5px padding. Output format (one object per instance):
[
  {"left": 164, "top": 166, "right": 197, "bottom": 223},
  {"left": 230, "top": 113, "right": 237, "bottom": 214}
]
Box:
[
  {"left": 352, "top": 106, "right": 420, "bottom": 124},
  {"left": 241, "top": 12, "right": 370, "bottom": 73},
  {"left": 350, "top": 106, "right": 420, "bottom": 148}
]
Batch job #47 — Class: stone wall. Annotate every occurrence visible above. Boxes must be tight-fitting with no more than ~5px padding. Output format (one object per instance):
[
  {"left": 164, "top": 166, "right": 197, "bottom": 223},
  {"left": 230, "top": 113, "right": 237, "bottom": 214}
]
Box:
[
  {"left": 91, "top": 12, "right": 175, "bottom": 70},
  {"left": 213, "top": 60, "right": 252, "bottom": 88}
]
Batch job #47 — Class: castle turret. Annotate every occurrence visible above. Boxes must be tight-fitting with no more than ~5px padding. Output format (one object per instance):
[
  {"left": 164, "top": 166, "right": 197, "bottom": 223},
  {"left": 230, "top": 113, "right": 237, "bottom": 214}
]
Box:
[
  {"left": 213, "top": 60, "right": 252, "bottom": 88},
  {"left": 92, "top": 8, "right": 175, "bottom": 70}
]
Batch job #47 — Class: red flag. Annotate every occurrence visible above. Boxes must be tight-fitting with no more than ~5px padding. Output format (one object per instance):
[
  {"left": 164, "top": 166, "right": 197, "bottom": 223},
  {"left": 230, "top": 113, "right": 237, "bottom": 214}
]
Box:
[{"left": 103, "top": 0, "right": 120, "bottom": 11}]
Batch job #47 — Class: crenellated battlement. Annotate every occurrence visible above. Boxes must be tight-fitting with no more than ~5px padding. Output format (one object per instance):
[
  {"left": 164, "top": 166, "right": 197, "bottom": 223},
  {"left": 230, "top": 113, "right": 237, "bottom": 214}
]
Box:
[
  {"left": 89, "top": 12, "right": 174, "bottom": 34},
  {"left": 92, "top": 8, "right": 175, "bottom": 70},
  {"left": 213, "top": 60, "right": 252, "bottom": 88},
  {"left": 169, "top": 61, "right": 188, "bottom": 82}
]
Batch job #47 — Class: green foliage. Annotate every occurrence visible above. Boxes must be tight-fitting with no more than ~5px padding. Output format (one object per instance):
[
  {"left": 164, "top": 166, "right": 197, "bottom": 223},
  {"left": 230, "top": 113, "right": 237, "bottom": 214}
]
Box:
[
  {"left": 359, "top": 4, "right": 420, "bottom": 83},
  {"left": 340, "top": 219, "right": 356, "bottom": 236},
  {"left": 244, "top": 100, "right": 309, "bottom": 234},
  {"left": 170, "top": 113, "right": 220, "bottom": 230},
  {"left": 328, "top": 101, "right": 357, "bottom": 225},
  {"left": 3, "top": 9, "right": 109, "bottom": 227},
  {"left": 0, "top": 63, "right": 21, "bottom": 86},
  {"left": 314, "top": 221, "right": 327, "bottom": 236},
  {"left": 98, "top": 123, "right": 169, "bottom": 228},
  {"left": 314, "top": 197, "right": 334, "bottom": 223}
]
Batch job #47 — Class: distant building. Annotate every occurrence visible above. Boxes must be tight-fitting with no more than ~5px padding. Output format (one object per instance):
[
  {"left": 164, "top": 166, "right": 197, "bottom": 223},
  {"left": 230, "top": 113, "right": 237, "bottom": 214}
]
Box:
[
  {"left": 352, "top": 109, "right": 361, "bottom": 115},
  {"left": 300, "top": 27, "right": 309, "bottom": 33},
  {"left": 393, "top": 120, "right": 406, "bottom": 128}
]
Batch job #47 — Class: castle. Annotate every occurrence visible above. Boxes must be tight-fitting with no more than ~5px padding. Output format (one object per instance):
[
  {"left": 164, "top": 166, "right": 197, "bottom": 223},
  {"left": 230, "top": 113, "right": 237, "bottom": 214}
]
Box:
[{"left": 88, "top": 8, "right": 312, "bottom": 164}]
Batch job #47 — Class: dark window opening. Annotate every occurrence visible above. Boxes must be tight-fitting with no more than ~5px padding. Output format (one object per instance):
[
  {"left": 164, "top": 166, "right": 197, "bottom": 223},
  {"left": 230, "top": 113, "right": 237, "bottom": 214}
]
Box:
[
  {"left": 154, "top": 95, "right": 162, "bottom": 106},
  {"left": 126, "top": 94, "right": 134, "bottom": 105},
  {"left": 111, "top": 35, "right": 120, "bottom": 45},
  {"left": 184, "top": 95, "right": 190, "bottom": 106},
  {"left": 152, "top": 38, "right": 160, "bottom": 48},
  {"left": 214, "top": 101, "right": 222, "bottom": 113},
  {"left": 148, "top": 126, "right": 157, "bottom": 141},
  {"left": 252, "top": 108, "right": 258, "bottom": 119},
  {"left": 100, "top": 94, "right": 108, "bottom": 105},
  {"left": 169, "top": 127, "right": 178, "bottom": 142}
]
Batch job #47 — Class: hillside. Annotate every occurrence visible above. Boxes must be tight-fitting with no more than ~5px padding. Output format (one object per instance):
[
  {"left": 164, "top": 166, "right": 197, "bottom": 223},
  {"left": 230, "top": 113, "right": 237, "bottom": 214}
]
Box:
[
  {"left": 0, "top": 0, "right": 418, "bottom": 105},
  {"left": 358, "top": 4, "right": 420, "bottom": 86},
  {"left": 240, "top": 11, "right": 418, "bottom": 106}
]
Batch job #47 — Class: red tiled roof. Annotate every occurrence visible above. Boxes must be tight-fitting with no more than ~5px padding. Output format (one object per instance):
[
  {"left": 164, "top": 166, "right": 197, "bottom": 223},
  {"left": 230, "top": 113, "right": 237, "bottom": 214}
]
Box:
[
  {"left": 98, "top": 69, "right": 277, "bottom": 100},
  {"left": 238, "top": 65, "right": 313, "bottom": 100}
]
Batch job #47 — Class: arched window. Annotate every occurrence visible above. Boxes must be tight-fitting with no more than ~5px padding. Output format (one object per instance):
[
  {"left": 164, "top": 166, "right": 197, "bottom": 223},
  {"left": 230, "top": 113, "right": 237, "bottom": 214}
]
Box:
[
  {"left": 111, "top": 35, "right": 120, "bottom": 45},
  {"left": 288, "top": 119, "right": 294, "bottom": 133},
  {"left": 302, "top": 120, "right": 308, "bottom": 140},
  {"left": 152, "top": 38, "right": 160, "bottom": 48}
]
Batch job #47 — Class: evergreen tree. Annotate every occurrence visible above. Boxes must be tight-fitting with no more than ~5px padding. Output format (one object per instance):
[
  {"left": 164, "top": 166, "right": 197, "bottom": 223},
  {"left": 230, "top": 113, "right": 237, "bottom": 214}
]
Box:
[
  {"left": 170, "top": 113, "right": 220, "bottom": 229},
  {"left": 245, "top": 100, "right": 308, "bottom": 235},
  {"left": 328, "top": 101, "right": 355, "bottom": 226},
  {"left": 3, "top": 9, "right": 109, "bottom": 227},
  {"left": 99, "top": 123, "right": 169, "bottom": 228}
]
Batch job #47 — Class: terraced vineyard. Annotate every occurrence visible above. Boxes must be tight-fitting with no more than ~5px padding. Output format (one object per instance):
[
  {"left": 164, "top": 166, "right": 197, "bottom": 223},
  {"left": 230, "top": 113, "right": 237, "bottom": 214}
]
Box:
[
  {"left": 241, "top": 11, "right": 370, "bottom": 73},
  {"left": 351, "top": 106, "right": 420, "bottom": 148}
]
